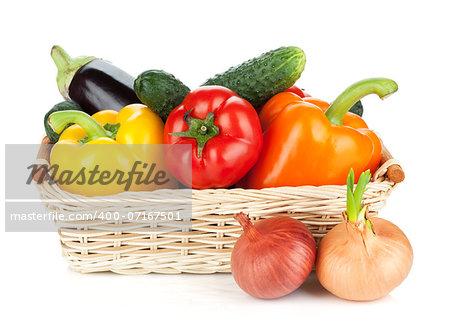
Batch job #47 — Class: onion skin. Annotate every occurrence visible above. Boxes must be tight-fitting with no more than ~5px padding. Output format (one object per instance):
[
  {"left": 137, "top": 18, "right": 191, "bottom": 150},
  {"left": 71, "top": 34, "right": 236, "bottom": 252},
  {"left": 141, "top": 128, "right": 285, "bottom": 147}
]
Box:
[
  {"left": 231, "top": 213, "right": 316, "bottom": 299},
  {"left": 316, "top": 216, "right": 413, "bottom": 301}
]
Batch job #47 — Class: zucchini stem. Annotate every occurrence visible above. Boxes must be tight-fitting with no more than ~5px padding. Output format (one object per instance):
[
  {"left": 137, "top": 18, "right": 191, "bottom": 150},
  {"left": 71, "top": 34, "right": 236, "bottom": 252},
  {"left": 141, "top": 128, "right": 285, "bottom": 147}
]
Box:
[{"left": 325, "top": 78, "right": 398, "bottom": 125}]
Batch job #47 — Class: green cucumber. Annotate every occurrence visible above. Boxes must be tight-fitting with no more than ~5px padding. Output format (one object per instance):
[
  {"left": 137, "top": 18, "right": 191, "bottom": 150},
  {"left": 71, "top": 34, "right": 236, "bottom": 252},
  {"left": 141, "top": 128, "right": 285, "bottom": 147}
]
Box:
[
  {"left": 202, "top": 46, "right": 306, "bottom": 108},
  {"left": 134, "top": 70, "right": 190, "bottom": 122},
  {"left": 44, "top": 100, "right": 83, "bottom": 143}
]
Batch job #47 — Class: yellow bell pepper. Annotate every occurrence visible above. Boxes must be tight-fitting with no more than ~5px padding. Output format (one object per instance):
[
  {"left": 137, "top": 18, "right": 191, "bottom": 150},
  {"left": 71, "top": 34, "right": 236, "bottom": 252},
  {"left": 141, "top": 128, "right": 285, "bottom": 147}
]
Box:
[{"left": 48, "top": 104, "right": 177, "bottom": 196}]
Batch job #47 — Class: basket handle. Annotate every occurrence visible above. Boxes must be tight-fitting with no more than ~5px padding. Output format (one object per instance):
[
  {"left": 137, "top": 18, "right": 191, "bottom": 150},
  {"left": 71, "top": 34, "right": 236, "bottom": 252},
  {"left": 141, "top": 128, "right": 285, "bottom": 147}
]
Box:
[{"left": 375, "top": 143, "right": 405, "bottom": 183}]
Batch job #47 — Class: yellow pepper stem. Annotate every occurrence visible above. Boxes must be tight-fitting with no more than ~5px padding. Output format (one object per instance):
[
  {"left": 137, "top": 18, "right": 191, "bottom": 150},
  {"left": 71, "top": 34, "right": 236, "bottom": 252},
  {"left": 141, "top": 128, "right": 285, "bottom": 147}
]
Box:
[{"left": 48, "top": 110, "right": 108, "bottom": 142}]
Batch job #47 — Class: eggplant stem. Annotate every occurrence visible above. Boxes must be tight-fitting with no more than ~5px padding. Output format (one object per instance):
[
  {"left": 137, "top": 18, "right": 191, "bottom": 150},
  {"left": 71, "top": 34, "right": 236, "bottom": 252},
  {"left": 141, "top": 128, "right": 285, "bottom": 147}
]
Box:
[{"left": 51, "top": 45, "right": 96, "bottom": 99}]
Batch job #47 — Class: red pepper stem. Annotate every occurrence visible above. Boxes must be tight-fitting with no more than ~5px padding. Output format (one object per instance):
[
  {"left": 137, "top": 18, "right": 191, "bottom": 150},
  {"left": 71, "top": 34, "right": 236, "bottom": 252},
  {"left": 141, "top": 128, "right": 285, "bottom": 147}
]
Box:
[
  {"left": 169, "top": 111, "right": 220, "bottom": 158},
  {"left": 235, "top": 212, "right": 261, "bottom": 242},
  {"left": 325, "top": 78, "right": 398, "bottom": 125},
  {"left": 48, "top": 110, "right": 108, "bottom": 142}
]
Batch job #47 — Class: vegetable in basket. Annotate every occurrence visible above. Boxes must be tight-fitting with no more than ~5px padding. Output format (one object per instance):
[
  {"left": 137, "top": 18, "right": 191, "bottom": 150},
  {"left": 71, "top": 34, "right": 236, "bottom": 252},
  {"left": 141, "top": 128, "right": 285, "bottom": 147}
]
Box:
[
  {"left": 134, "top": 70, "right": 190, "bottom": 122},
  {"left": 202, "top": 46, "right": 306, "bottom": 108},
  {"left": 44, "top": 100, "right": 83, "bottom": 143},
  {"left": 231, "top": 212, "right": 316, "bottom": 299},
  {"left": 51, "top": 45, "right": 140, "bottom": 114},
  {"left": 240, "top": 78, "right": 397, "bottom": 188},
  {"left": 47, "top": 104, "right": 177, "bottom": 196},
  {"left": 286, "top": 85, "right": 311, "bottom": 98},
  {"left": 316, "top": 169, "right": 413, "bottom": 301},
  {"left": 163, "top": 86, "right": 263, "bottom": 189},
  {"left": 280, "top": 86, "right": 370, "bottom": 116},
  {"left": 287, "top": 85, "right": 364, "bottom": 117}
]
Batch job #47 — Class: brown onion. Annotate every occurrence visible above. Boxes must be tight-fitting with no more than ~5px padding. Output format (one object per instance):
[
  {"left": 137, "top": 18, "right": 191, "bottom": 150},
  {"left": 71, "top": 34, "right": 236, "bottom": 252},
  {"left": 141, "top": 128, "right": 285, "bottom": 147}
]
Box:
[
  {"left": 231, "top": 213, "right": 316, "bottom": 299},
  {"left": 316, "top": 216, "right": 413, "bottom": 301},
  {"left": 316, "top": 169, "right": 413, "bottom": 301}
]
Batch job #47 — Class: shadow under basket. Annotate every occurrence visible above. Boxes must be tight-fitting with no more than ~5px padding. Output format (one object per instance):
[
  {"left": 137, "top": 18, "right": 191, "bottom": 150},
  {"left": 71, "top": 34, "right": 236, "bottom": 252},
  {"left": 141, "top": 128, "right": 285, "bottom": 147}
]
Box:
[{"left": 34, "top": 138, "right": 404, "bottom": 274}]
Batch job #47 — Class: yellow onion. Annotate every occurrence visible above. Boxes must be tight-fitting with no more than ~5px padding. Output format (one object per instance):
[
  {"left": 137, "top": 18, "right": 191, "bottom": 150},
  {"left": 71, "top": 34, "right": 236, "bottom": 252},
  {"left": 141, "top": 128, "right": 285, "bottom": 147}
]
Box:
[{"left": 316, "top": 169, "right": 413, "bottom": 301}]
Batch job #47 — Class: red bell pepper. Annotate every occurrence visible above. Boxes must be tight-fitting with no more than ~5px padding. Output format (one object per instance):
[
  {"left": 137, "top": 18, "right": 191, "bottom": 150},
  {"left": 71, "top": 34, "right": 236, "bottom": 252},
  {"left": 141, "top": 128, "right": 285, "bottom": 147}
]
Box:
[
  {"left": 286, "top": 85, "right": 311, "bottom": 98},
  {"left": 163, "top": 86, "right": 263, "bottom": 189}
]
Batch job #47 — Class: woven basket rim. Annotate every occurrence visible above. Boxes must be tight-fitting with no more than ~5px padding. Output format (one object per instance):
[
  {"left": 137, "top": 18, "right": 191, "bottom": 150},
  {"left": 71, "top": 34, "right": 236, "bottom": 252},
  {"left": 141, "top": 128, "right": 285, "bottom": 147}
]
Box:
[{"left": 34, "top": 156, "right": 401, "bottom": 200}]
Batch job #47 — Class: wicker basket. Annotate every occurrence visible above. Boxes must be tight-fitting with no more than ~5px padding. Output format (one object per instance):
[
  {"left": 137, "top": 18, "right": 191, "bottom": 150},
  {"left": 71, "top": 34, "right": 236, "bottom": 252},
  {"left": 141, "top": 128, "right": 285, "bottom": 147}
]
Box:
[{"left": 34, "top": 138, "right": 403, "bottom": 274}]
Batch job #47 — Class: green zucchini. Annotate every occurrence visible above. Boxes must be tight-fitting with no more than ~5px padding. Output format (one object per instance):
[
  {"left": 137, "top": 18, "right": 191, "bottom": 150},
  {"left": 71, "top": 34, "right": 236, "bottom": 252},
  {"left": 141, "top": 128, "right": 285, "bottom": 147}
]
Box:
[
  {"left": 202, "top": 46, "right": 306, "bottom": 108},
  {"left": 134, "top": 70, "right": 190, "bottom": 121},
  {"left": 349, "top": 100, "right": 363, "bottom": 117},
  {"left": 44, "top": 100, "right": 83, "bottom": 143}
]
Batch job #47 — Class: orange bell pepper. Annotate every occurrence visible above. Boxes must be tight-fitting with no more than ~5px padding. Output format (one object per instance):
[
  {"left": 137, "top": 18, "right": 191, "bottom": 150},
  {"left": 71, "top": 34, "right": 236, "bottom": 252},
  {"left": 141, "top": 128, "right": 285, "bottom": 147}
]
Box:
[{"left": 241, "top": 78, "right": 398, "bottom": 188}]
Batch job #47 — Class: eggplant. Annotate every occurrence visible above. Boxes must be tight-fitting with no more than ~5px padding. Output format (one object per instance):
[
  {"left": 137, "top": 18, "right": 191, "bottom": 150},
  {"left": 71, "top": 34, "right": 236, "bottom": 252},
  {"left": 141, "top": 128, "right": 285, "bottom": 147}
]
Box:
[{"left": 51, "top": 45, "right": 140, "bottom": 115}]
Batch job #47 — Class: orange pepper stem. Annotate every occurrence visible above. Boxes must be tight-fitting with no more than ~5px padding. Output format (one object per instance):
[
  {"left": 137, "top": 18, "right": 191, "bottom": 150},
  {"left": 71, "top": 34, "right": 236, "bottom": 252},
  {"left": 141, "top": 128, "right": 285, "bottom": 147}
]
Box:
[
  {"left": 325, "top": 78, "right": 398, "bottom": 125},
  {"left": 48, "top": 110, "right": 108, "bottom": 142},
  {"left": 169, "top": 110, "right": 219, "bottom": 158}
]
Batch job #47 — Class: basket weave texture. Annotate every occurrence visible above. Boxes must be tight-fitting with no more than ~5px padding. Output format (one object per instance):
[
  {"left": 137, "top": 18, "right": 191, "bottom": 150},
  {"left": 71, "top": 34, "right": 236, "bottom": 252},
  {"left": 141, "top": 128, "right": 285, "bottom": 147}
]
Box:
[{"left": 35, "top": 155, "right": 401, "bottom": 274}]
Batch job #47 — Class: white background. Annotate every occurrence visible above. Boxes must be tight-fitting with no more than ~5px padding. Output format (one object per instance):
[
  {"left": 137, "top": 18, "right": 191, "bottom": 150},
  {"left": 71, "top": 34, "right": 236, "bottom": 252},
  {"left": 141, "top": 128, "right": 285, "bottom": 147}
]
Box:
[{"left": 1, "top": 0, "right": 449, "bottom": 329}]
